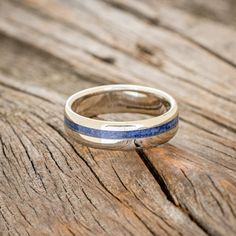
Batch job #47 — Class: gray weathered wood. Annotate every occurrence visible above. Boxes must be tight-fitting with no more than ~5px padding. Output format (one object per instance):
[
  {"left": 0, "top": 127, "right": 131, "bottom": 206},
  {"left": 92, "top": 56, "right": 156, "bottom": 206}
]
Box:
[{"left": 0, "top": 0, "right": 235, "bottom": 235}]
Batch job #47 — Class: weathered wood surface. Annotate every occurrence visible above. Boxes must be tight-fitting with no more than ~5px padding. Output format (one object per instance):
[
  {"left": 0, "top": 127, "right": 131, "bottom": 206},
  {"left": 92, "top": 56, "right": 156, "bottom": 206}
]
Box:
[{"left": 0, "top": 0, "right": 235, "bottom": 235}]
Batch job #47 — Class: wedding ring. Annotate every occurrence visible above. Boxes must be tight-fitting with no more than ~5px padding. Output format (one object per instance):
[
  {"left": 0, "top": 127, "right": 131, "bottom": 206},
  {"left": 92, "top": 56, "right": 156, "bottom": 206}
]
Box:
[{"left": 64, "top": 84, "right": 178, "bottom": 150}]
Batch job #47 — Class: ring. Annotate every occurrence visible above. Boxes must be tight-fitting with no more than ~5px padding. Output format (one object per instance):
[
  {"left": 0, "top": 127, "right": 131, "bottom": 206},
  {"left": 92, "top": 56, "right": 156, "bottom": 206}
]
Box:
[{"left": 64, "top": 84, "right": 178, "bottom": 150}]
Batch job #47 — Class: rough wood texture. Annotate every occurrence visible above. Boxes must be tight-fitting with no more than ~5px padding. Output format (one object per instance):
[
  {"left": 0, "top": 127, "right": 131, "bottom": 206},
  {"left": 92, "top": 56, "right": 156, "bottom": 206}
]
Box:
[{"left": 0, "top": 0, "right": 235, "bottom": 235}]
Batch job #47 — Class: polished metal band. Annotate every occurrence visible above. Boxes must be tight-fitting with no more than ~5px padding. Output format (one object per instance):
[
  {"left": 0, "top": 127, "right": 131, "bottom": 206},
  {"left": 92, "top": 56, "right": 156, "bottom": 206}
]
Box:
[{"left": 64, "top": 84, "right": 178, "bottom": 150}]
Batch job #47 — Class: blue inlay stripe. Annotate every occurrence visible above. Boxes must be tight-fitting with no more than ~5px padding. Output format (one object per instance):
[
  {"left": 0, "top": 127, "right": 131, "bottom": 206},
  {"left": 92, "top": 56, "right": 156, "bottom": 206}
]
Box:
[{"left": 65, "top": 116, "right": 178, "bottom": 139}]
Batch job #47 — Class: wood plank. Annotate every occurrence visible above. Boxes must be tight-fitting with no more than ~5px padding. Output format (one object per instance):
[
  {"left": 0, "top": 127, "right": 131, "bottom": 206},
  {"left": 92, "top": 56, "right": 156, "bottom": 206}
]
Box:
[
  {"left": 15, "top": 0, "right": 236, "bottom": 99},
  {"left": 0, "top": 34, "right": 97, "bottom": 100},
  {"left": 0, "top": 78, "right": 206, "bottom": 235},
  {"left": 104, "top": 0, "right": 236, "bottom": 66},
  {"left": 0, "top": 0, "right": 235, "bottom": 173},
  {"left": 141, "top": 145, "right": 236, "bottom": 236},
  {"left": 0, "top": 0, "right": 235, "bottom": 235}
]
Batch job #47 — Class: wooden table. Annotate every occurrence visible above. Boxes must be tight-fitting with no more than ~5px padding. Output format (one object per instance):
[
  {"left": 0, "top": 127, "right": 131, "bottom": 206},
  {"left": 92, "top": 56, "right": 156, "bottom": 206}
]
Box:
[{"left": 0, "top": 0, "right": 236, "bottom": 235}]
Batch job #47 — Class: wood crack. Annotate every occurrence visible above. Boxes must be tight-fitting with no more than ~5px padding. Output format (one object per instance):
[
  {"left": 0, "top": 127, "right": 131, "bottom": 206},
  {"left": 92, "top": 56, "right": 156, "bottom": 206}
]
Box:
[
  {"left": 207, "top": 174, "right": 236, "bottom": 219},
  {"left": 45, "top": 122, "right": 123, "bottom": 205},
  {"left": 81, "top": 187, "right": 98, "bottom": 210},
  {"left": 41, "top": 140, "right": 71, "bottom": 177},
  {"left": 132, "top": 212, "right": 156, "bottom": 236},
  {"left": 135, "top": 149, "right": 175, "bottom": 203},
  {"left": 5, "top": 120, "right": 48, "bottom": 193},
  {"left": 180, "top": 169, "right": 198, "bottom": 205},
  {"left": 111, "top": 165, "right": 129, "bottom": 191},
  {"left": 136, "top": 148, "right": 212, "bottom": 236}
]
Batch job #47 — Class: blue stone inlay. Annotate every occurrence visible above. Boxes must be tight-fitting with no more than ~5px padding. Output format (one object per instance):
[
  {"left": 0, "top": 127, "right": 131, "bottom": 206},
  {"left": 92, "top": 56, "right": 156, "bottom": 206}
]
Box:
[{"left": 65, "top": 116, "right": 178, "bottom": 139}]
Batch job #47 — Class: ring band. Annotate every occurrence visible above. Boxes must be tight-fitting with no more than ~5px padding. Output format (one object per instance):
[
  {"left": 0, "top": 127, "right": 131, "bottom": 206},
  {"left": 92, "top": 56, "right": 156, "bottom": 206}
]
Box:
[{"left": 64, "top": 84, "right": 178, "bottom": 150}]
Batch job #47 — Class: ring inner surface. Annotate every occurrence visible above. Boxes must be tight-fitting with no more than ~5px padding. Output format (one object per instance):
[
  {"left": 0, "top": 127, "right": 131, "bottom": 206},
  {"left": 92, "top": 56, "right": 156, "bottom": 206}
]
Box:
[{"left": 71, "top": 90, "right": 171, "bottom": 121}]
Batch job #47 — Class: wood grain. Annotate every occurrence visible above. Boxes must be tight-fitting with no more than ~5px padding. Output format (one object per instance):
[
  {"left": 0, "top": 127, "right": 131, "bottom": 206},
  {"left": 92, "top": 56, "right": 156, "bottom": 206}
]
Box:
[
  {"left": 0, "top": 78, "right": 207, "bottom": 236},
  {"left": 0, "top": 0, "right": 235, "bottom": 235}
]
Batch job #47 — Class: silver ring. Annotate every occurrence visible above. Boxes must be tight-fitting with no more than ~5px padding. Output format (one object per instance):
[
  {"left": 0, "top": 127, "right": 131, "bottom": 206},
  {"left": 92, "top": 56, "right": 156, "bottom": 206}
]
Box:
[{"left": 64, "top": 84, "right": 178, "bottom": 150}]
